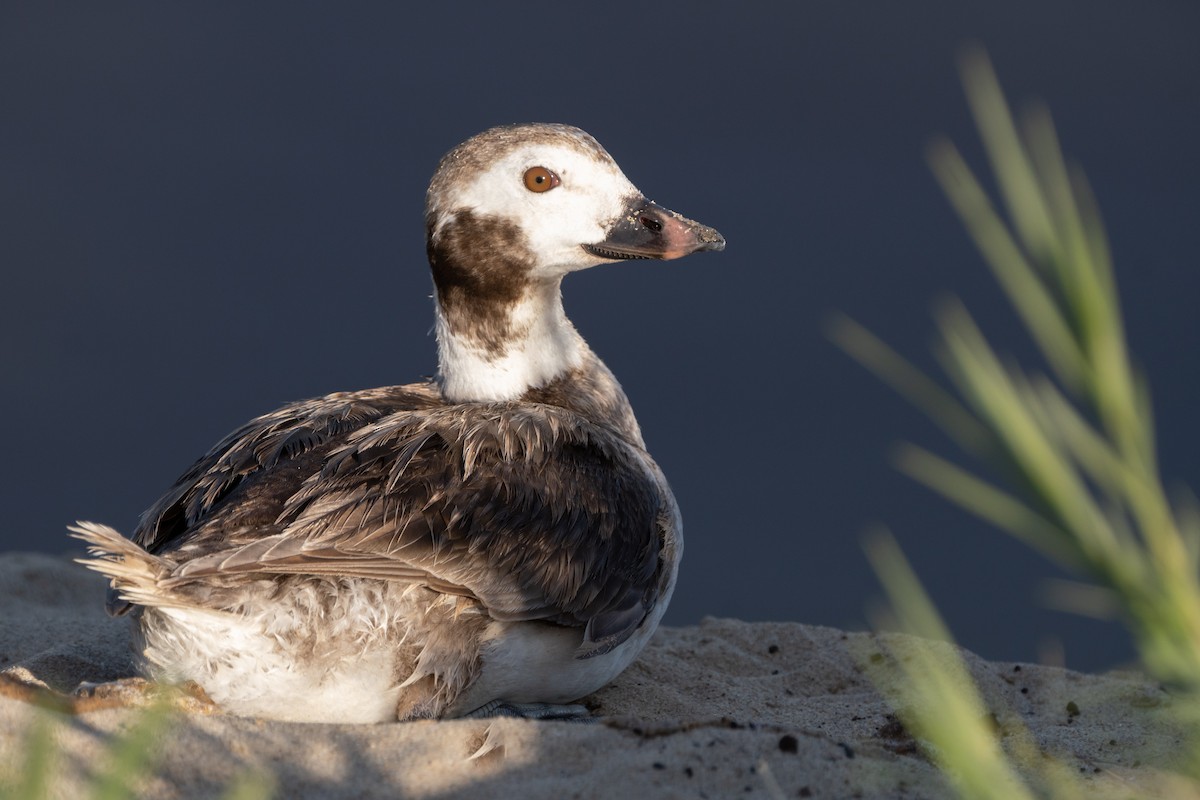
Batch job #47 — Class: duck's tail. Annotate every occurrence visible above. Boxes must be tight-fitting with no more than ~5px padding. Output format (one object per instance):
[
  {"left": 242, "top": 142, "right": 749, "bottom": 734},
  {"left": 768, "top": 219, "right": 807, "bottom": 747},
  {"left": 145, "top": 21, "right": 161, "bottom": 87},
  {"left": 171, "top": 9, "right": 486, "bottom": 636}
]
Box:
[{"left": 69, "top": 521, "right": 173, "bottom": 616}]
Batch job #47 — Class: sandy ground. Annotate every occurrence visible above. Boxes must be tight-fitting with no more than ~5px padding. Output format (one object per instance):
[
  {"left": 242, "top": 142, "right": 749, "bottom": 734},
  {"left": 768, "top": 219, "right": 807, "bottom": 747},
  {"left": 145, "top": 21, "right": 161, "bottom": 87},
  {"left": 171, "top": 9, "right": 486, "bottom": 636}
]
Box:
[{"left": 0, "top": 552, "right": 1191, "bottom": 799}]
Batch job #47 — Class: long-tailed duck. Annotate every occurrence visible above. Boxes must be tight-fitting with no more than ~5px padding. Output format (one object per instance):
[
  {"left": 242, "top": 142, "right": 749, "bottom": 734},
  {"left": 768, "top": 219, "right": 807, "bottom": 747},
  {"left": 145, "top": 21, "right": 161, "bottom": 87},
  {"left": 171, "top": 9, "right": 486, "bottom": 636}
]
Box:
[{"left": 72, "top": 123, "right": 724, "bottom": 723}]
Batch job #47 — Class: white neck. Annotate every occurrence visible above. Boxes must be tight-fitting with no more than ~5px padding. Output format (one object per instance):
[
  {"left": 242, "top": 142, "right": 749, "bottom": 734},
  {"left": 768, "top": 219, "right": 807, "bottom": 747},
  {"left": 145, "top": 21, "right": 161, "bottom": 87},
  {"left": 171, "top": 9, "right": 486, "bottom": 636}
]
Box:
[{"left": 435, "top": 281, "right": 587, "bottom": 403}]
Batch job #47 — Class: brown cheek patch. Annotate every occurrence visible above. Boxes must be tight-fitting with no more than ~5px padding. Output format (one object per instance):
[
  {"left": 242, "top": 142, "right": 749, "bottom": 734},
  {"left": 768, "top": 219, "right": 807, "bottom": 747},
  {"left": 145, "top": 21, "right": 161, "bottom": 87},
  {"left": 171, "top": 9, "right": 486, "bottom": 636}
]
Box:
[{"left": 427, "top": 210, "right": 535, "bottom": 357}]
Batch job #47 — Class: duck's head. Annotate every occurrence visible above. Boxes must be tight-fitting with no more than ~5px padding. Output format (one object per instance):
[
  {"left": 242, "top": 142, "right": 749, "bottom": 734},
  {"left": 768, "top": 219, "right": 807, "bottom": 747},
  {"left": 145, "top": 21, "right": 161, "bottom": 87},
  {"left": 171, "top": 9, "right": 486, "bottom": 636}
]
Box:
[
  {"left": 426, "top": 123, "right": 723, "bottom": 282},
  {"left": 425, "top": 123, "right": 724, "bottom": 402}
]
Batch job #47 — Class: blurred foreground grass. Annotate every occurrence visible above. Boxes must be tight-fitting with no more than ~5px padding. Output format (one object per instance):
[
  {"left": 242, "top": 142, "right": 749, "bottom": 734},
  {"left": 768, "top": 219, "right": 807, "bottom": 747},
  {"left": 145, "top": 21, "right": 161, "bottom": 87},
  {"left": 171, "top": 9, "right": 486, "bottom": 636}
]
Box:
[
  {"left": 0, "top": 692, "right": 273, "bottom": 800},
  {"left": 833, "top": 49, "right": 1200, "bottom": 796}
]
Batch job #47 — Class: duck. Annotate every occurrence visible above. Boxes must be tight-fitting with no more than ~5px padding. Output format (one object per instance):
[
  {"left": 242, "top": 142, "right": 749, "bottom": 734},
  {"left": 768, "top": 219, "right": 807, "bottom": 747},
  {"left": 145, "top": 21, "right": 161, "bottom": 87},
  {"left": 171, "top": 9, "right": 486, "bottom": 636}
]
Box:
[{"left": 71, "top": 123, "right": 724, "bottom": 723}]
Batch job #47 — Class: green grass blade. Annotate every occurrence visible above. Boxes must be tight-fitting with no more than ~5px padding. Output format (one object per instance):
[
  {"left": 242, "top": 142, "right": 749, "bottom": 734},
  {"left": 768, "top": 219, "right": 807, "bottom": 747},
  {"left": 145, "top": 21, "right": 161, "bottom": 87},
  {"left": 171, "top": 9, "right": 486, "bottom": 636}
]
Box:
[
  {"left": 864, "top": 531, "right": 1037, "bottom": 800},
  {"left": 959, "top": 46, "right": 1060, "bottom": 269},
  {"left": 896, "top": 445, "right": 1078, "bottom": 566},
  {"left": 219, "top": 770, "right": 276, "bottom": 800},
  {"left": 934, "top": 304, "right": 1112, "bottom": 542},
  {"left": 7, "top": 712, "right": 56, "bottom": 800},
  {"left": 827, "top": 313, "right": 988, "bottom": 449},
  {"left": 88, "top": 701, "right": 173, "bottom": 800},
  {"left": 928, "top": 140, "right": 1086, "bottom": 391}
]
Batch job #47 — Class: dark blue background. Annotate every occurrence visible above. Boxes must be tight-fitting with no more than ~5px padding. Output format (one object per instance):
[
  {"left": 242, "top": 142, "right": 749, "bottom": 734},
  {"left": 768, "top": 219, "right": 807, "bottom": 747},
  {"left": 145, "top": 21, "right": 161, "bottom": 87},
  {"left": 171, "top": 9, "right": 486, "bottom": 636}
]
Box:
[{"left": 4, "top": 2, "right": 1198, "bottom": 672}]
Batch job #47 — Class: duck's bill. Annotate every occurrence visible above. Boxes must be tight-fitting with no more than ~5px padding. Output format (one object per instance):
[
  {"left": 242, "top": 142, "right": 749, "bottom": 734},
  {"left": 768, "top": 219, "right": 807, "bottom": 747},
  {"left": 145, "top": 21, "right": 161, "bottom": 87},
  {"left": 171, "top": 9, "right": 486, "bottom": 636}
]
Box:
[{"left": 584, "top": 198, "right": 725, "bottom": 261}]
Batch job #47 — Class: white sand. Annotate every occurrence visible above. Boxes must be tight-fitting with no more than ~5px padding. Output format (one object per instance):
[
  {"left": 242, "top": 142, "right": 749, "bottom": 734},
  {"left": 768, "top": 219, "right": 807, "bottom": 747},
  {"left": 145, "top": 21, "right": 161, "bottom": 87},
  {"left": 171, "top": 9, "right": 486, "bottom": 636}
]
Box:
[{"left": 0, "top": 552, "right": 1189, "bottom": 798}]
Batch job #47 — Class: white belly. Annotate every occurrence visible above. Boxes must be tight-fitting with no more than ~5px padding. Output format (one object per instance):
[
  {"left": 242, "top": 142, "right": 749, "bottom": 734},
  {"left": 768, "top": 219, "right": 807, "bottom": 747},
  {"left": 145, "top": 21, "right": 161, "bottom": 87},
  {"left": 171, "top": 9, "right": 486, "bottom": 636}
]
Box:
[{"left": 139, "top": 604, "right": 405, "bottom": 723}]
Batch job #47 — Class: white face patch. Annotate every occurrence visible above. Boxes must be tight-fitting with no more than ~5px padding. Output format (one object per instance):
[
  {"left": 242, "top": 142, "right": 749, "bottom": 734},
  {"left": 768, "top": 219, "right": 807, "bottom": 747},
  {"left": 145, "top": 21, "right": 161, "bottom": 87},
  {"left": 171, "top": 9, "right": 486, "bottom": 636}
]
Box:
[{"left": 432, "top": 141, "right": 643, "bottom": 278}]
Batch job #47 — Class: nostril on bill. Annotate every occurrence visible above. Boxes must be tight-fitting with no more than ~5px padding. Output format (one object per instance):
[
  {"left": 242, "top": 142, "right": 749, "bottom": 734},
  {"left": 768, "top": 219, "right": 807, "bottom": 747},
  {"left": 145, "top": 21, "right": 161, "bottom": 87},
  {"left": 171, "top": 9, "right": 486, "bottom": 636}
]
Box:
[{"left": 639, "top": 215, "right": 663, "bottom": 233}]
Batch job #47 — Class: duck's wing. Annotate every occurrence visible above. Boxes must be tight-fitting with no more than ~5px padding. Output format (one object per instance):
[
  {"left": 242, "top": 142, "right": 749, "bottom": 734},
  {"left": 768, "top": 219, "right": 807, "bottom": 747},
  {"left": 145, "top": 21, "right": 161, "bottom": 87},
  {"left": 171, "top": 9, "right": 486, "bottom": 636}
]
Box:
[
  {"left": 97, "top": 384, "right": 442, "bottom": 617},
  {"left": 168, "top": 403, "right": 667, "bottom": 658},
  {"left": 131, "top": 384, "right": 443, "bottom": 556}
]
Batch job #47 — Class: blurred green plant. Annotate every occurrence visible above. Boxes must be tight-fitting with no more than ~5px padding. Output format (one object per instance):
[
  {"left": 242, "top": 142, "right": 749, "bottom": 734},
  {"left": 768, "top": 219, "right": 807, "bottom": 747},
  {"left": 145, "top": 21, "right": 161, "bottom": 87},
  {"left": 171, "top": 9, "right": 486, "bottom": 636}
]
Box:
[
  {"left": 864, "top": 531, "right": 1033, "bottom": 800},
  {"left": 1, "top": 694, "right": 274, "bottom": 800},
  {"left": 832, "top": 47, "right": 1200, "bottom": 794},
  {"left": 863, "top": 531, "right": 1074, "bottom": 800}
]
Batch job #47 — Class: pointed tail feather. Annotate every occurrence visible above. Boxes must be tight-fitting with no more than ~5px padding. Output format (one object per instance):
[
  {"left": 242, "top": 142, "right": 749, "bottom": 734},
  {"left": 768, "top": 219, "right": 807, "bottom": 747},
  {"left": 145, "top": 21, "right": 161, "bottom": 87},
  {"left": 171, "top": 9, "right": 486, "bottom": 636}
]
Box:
[{"left": 69, "top": 521, "right": 179, "bottom": 614}]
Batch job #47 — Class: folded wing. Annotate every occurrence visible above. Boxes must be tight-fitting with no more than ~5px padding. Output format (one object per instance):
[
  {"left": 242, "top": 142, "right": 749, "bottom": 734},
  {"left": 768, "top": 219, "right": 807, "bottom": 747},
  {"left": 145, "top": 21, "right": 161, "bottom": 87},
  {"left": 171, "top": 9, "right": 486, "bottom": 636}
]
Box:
[{"left": 134, "top": 387, "right": 665, "bottom": 657}]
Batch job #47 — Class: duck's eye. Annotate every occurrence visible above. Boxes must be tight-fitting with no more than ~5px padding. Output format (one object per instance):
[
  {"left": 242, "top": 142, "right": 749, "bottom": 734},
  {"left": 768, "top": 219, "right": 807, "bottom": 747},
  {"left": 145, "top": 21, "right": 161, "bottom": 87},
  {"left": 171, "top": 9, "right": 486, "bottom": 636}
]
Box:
[{"left": 523, "top": 166, "right": 560, "bottom": 193}]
